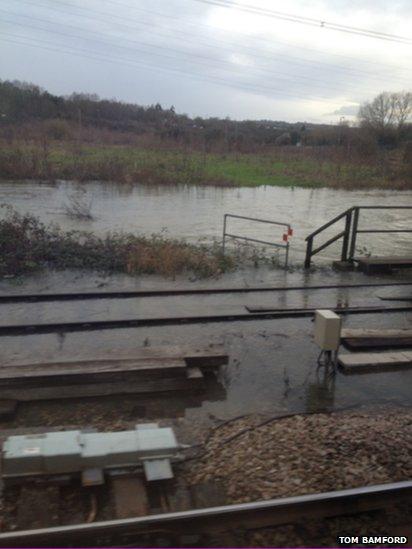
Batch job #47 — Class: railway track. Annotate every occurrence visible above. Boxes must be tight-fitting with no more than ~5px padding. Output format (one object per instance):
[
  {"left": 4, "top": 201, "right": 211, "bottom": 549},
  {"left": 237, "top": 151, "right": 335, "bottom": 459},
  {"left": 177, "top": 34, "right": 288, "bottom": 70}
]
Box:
[
  {"left": 0, "top": 480, "right": 410, "bottom": 547},
  {"left": 0, "top": 281, "right": 411, "bottom": 303},
  {"left": 0, "top": 304, "right": 411, "bottom": 336}
]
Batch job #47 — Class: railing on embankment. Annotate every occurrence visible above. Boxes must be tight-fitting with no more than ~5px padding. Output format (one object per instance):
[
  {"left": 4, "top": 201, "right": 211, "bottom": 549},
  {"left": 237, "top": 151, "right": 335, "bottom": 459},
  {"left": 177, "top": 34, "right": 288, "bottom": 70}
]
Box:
[
  {"left": 304, "top": 206, "right": 412, "bottom": 268},
  {"left": 222, "top": 213, "right": 293, "bottom": 268}
]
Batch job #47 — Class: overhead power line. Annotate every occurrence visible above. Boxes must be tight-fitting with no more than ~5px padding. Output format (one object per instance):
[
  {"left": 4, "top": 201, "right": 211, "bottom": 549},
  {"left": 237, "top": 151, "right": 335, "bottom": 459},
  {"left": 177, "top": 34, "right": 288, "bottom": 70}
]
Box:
[
  {"left": 2, "top": 13, "right": 400, "bottom": 98},
  {"left": 101, "top": 0, "right": 410, "bottom": 73},
  {"left": 0, "top": 34, "right": 355, "bottom": 108},
  {"left": 98, "top": 0, "right": 412, "bottom": 83},
  {"left": 22, "top": 0, "right": 412, "bottom": 73},
  {"left": 192, "top": 0, "right": 412, "bottom": 45}
]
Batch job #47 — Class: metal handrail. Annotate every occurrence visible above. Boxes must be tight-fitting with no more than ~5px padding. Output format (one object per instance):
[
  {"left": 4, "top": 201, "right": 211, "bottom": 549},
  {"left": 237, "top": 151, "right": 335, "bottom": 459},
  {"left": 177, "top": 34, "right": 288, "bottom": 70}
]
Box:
[
  {"left": 223, "top": 214, "right": 292, "bottom": 268},
  {"left": 305, "top": 208, "right": 354, "bottom": 240},
  {"left": 304, "top": 205, "right": 412, "bottom": 268}
]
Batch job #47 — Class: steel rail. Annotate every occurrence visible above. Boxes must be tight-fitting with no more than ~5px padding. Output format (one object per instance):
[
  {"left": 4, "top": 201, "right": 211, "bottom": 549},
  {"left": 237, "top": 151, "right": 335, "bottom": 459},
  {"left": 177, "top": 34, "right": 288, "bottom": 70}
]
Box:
[
  {"left": 356, "top": 229, "right": 412, "bottom": 233},
  {"left": 0, "top": 481, "right": 410, "bottom": 547},
  {"left": 222, "top": 213, "right": 291, "bottom": 228},
  {"left": 1, "top": 305, "right": 412, "bottom": 336},
  {"left": 224, "top": 232, "right": 288, "bottom": 249},
  {"left": 0, "top": 282, "right": 411, "bottom": 304}
]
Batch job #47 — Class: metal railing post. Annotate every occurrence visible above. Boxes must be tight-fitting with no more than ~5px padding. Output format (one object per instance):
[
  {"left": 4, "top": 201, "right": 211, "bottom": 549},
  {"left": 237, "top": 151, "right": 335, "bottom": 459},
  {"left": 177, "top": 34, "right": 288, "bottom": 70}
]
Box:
[
  {"left": 303, "top": 205, "right": 411, "bottom": 267},
  {"left": 304, "top": 237, "right": 313, "bottom": 269},
  {"left": 285, "top": 241, "right": 289, "bottom": 268},
  {"left": 221, "top": 213, "right": 292, "bottom": 269},
  {"left": 348, "top": 207, "right": 359, "bottom": 261},
  {"left": 340, "top": 210, "right": 352, "bottom": 262},
  {"left": 222, "top": 214, "right": 227, "bottom": 254}
]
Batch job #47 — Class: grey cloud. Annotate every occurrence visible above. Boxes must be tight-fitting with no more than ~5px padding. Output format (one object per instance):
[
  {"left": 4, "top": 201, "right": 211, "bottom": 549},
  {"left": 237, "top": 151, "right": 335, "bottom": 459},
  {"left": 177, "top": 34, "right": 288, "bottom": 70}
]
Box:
[
  {"left": 328, "top": 104, "right": 360, "bottom": 115},
  {"left": 0, "top": 0, "right": 411, "bottom": 122}
]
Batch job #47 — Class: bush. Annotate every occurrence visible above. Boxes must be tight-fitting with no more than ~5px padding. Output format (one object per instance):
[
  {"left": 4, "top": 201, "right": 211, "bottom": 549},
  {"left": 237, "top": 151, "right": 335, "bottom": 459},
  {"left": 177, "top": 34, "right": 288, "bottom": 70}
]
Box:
[{"left": 0, "top": 207, "right": 234, "bottom": 278}]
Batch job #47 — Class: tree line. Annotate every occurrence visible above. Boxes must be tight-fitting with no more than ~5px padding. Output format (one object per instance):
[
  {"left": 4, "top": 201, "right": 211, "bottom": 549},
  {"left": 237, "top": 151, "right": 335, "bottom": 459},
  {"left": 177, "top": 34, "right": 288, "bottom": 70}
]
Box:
[{"left": 0, "top": 80, "right": 411, "bottom": 152}]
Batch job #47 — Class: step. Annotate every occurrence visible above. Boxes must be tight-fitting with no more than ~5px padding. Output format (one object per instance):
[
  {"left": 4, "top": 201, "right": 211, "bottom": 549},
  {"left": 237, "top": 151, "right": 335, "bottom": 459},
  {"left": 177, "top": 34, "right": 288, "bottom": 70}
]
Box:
[
  {"left": 0, "top": 344, "right": 228, "bottom": 370},
  {"left": 341, "top": 329, "right": 412, "bottom": 350},
  {"left": 0, "top": 376, "right": 206, "bottom": 401},
  {"left": 338, "top": 350, "right": 412, "bottom": 374},
  {"left": 0, "top": 358, "right": 187, "bottom": 383},
  {"left": 356, "top": 257, "right": 412, "bottom": 274}
]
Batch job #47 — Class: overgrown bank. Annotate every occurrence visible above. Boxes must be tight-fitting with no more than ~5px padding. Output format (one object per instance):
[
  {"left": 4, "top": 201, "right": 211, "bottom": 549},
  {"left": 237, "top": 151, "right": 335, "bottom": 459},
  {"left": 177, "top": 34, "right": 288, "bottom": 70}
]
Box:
[
  {"left": 1, "top": 142, "right": 411, "bottom": 190},
  {"left": 0, "top": 208, "right": 235, "bottom": 278}
]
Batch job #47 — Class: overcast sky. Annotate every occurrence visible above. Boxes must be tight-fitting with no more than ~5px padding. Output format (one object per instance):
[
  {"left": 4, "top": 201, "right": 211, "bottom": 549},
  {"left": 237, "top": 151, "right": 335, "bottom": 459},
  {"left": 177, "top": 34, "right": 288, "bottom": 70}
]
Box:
[{"left": 1, "top": 0, "right": 411, "bottom": 123}]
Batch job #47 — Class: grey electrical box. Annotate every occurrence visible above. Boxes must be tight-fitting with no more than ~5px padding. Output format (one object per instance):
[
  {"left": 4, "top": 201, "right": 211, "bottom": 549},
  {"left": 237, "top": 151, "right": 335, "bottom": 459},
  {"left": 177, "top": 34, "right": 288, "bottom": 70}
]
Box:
[
  {"left": 2, "top": 424, "right": 180, "bottom": 483},
  {"left": 143, "top": 459, "right": 173, "bottom": 481},
  {"left": 314, "top": 310, "right": 341, "bottom": 351}
]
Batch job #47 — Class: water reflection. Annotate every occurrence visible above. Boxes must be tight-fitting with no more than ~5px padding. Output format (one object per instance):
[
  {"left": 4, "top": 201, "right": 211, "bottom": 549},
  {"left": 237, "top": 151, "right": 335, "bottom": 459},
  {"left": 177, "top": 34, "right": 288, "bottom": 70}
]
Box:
[{"left": 305, "top": 365, "right": 336, "bottom": 412}]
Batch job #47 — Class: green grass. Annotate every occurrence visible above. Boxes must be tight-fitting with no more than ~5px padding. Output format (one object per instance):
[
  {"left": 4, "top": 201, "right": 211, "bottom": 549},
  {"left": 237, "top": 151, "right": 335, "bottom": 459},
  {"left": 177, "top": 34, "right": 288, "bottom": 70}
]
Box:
[{"left": 0, "top": 142, "right": 407, "bottom": 189}]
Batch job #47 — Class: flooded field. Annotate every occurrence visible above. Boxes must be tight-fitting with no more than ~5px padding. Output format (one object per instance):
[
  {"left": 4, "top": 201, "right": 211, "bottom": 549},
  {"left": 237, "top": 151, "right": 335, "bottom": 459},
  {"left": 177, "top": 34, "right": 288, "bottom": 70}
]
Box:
[
  {"left": 1, "top": 180, "right": 411, "bottom": 265},
  {"left": 0, "top": 180, "right": 411, "bottom": 430}
]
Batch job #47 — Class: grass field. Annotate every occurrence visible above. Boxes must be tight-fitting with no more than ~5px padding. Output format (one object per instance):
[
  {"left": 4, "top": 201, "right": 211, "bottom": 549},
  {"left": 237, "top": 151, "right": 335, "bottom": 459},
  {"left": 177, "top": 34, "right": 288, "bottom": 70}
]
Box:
[{"left": 0, "top": 142, "right": 409, "bottom": 189}]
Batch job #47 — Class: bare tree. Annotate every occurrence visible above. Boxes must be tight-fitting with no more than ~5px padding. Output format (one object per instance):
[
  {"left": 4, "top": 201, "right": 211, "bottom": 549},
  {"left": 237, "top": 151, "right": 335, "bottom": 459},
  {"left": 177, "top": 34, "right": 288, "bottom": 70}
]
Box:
[
  {"left": 395, "top": 92, "right": 412, "bottom": 128},
  {"left": 358, "top": 91, "right": 412, "bottom": 132}
]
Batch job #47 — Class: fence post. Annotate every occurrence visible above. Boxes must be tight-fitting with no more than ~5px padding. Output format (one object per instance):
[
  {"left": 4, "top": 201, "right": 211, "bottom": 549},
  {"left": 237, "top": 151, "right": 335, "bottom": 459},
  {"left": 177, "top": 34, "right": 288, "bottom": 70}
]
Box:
[
  {"left": 304, "top": 237, "right": 313, "bottom": 269},
  {"left": 285, "top": 241, "right": 289, "bottom": 268},
  {"left": 222, "top": 214, "right": 227, "bottom": 254},
  {"left": 340, "top": 210, "right": 352, "bottom": 262},
  {"left": 348, "top": 207, "right": 359, "bottom": 261}
]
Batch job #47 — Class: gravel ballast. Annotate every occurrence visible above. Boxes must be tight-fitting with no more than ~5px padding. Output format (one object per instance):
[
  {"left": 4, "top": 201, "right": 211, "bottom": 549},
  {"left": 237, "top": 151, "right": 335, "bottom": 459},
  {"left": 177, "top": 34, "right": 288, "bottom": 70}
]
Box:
[{"left": 186, "top": 406, "right": 412, "bottom": 504}]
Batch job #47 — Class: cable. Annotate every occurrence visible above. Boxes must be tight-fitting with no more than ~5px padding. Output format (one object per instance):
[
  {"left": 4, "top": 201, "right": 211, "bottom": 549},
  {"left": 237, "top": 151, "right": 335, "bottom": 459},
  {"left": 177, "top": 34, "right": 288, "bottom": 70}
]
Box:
[
  {"left": 1, "top": 14, "right": 397, "bottom": 98},
  {"left": 182, "top": 403, "right": 365, "bottom": 463},
  {"left": 0, "top": 35, "right": 353, "bottom": 107},
  {"left": 101, "top": 0, "right": 411, "bottom": 73},
  {"left": 17, "top": 0, "right": 412, "bottom": 80},
  {"left": 5, "top": 2, "right": 409, "bottom": 111},
  {"left": 317, "top": 350, "right": 338, "bottom": 369},
  {"left": 197, "top": 0, "right": 403, "bottom": 40},
  {"left": 5, "top": 9, "right": 411, "bottom": 90},
  {"left": 192, "top": 0, "right": 412, "bottom": 45}
]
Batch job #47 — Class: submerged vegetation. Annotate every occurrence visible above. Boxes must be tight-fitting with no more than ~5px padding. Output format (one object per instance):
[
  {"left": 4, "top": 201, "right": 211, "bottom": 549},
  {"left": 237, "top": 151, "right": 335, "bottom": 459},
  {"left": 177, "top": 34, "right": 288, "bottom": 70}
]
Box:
[{"left": 0, "top": 207, "right": 236, "bottom": 278}]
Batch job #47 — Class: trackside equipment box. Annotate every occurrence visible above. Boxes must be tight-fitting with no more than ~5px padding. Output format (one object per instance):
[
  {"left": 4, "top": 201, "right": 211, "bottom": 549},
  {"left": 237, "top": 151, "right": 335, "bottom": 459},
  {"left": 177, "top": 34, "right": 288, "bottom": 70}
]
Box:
[
  {"left": 314, "top": 310, "right": 342, "bottom": 351},
  {"left": 2, "top": 424, "right": 180, "bottom": 482}
]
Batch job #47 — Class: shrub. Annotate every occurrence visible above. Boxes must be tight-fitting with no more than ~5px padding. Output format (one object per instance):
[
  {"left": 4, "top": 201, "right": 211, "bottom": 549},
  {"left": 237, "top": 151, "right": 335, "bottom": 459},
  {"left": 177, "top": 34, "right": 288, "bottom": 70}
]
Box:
[{"left": 0, "top": 207, "right": 234, "bottom": 278}]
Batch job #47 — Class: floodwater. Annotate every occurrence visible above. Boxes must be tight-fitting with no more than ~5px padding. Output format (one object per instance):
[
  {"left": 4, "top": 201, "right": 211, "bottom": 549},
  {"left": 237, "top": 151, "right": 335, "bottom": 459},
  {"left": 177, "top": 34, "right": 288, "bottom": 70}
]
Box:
[
  {"left": 1, "top": 180, "right": 411, "bottom": 265},
  {"left": 0, "top": 269, "right": 411, "bottom": 428},
  {"left": 0, "top": 180, "right": 411, "bottom": 429}
]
